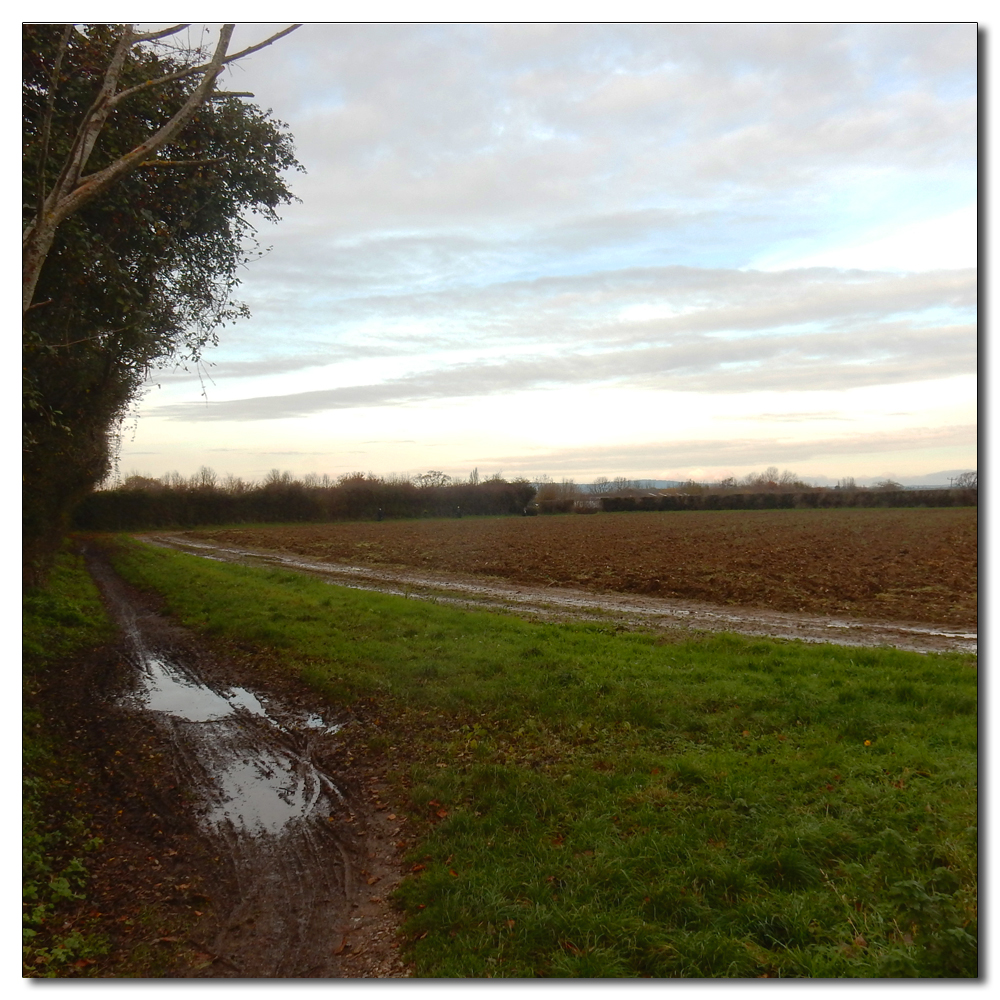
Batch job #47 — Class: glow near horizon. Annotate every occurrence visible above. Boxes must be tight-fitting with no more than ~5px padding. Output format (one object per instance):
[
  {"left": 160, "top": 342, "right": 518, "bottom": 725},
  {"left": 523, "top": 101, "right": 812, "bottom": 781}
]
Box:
[{"left": 117, "top": 22, "right": 976, "bottom": 486}]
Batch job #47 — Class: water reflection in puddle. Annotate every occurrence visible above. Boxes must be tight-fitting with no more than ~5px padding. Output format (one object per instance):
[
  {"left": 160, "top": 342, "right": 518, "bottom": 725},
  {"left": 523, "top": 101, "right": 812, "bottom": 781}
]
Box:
[{"left": 127, "top": 649, "right": 343, "bottom": 835}]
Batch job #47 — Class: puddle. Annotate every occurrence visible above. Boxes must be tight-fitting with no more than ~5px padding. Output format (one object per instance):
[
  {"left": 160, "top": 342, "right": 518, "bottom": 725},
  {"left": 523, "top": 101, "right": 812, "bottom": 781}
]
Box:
[{"left": 124, "top": 645, "right": 344, "bottom": 836}]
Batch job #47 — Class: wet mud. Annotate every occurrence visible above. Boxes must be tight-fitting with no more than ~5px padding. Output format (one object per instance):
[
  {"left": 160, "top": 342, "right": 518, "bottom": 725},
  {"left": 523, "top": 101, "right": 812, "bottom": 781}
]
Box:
[
  {"left": 82, "top": 548, "right": 411, "bottom": 978},
  {"left": 141, "top": 533, "right": 976, "bottom": 656}
]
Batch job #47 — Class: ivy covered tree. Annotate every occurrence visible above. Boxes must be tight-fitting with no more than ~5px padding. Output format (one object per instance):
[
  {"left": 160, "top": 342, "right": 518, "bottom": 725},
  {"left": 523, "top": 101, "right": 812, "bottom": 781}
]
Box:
[{"left": 22, "top": 23, "right": 302, "bottom": 583}]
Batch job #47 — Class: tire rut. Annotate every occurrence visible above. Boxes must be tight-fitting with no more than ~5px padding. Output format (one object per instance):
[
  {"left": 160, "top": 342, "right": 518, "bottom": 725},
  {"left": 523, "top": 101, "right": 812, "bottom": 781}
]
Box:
[{"left": 83, "top": 545, "right": 410, "bottom": 978}]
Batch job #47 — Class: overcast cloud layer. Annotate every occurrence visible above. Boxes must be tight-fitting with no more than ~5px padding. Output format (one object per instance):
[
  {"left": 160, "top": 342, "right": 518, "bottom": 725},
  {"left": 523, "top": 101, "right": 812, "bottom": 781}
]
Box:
[{"left": 124, "top": 22, "right": 977, "bottom": 484}]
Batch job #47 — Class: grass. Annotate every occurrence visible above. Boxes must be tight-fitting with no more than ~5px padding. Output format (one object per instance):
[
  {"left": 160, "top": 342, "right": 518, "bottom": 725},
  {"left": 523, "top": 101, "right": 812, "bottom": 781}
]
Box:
[
  {"left": 107, "top": 537, "right": 978, "bottom": 977},
  {"left": 23, "top": 548, "right": 114, "bottom": 977}
]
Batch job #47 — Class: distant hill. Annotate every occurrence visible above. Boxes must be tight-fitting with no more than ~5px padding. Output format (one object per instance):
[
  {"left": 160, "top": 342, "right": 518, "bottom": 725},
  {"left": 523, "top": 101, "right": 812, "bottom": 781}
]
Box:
[{"left": 805, "top": 470, "right": 976, "bottom": 488}]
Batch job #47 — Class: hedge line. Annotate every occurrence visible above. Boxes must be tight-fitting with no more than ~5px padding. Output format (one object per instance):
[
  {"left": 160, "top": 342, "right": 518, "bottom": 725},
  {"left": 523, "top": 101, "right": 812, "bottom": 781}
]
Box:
[
  {"left": 73, "top": 479, "right": 537, "bottom": 531},
  {"left": 595, "top": 488, "right": 977, "bottom": 513}
]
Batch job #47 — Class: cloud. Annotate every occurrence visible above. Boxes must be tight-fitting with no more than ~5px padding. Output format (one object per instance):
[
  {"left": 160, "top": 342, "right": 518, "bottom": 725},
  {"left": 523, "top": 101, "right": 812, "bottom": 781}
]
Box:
[
  {"left": 229, "top": 261, "right": 975, "bottom": 360},
  {"left": 158, "top": 262, "right": 975, "bottom": 394},
  {"left": 124, "top": 24, "right": 977, "bottom": 483},
  {"left": 484, "top": 424, "right": 977, "bottom": 474},
  {"left": 228, "top": 23, "right": 975, "bottom": 235},
  {"left": 150, "top": 313, "right": 975, "bottom": 421},
  {"left": 155, "top": 347, "right": 410, "bottom": 383}
]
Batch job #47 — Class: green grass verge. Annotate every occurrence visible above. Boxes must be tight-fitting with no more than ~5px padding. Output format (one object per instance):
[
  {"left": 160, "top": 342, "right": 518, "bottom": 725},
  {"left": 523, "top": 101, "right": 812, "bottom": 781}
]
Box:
[
  {"left": 110, "top": 538, "right": 978, "bottom": 978},
  {"left": 23, "top": 548, "right": 114, "bottom": 976}
]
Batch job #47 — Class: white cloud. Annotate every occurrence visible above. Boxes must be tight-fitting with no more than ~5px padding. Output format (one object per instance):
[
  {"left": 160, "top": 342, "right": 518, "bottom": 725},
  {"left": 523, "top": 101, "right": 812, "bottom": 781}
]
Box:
[{"left": 115, "top": 22, "right": 977, "bottom": 481}]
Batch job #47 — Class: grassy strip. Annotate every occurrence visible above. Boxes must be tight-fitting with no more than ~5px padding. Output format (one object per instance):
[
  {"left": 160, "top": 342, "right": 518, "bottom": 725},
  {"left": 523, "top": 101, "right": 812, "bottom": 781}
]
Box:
[
  {"left": 110, "top": 538, "right": 978, "bottom": 978},
  {"left": 23, "top": 548, "right": 114, "bottom": 976}
]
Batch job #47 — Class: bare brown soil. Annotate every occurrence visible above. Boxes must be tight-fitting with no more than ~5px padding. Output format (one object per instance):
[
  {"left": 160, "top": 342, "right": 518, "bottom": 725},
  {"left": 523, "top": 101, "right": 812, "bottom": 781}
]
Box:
[
  {"left": 139, "top": 531, "right": 975, "bottom": 656},
  {"left": 184, "top": 507, "right": 977, "bottom": 629},
  {"left": 37, "top": 545, "right": 413, "bottom": 978}
]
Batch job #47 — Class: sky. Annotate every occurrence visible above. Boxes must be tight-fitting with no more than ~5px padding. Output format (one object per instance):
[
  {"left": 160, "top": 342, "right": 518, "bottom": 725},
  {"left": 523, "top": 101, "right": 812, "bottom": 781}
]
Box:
[{"left": 115, "top": 19, "right": 978, "bottom": 487}]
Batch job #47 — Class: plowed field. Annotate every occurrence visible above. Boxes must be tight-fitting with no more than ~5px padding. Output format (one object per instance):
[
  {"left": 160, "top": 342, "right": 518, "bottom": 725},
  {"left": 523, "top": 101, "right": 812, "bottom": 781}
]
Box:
[{"left": 191, "top": 508, "right": 977, "bottom": 627}]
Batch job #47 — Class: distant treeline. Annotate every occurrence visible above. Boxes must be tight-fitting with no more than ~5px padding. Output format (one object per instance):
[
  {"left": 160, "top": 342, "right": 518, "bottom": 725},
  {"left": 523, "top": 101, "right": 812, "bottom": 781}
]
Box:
[
  {"left": 568, "top": 488, "right": 977, "bottom": 515},
  {"left": 73, "top": 471, "right": 538, "bottom": 531}
]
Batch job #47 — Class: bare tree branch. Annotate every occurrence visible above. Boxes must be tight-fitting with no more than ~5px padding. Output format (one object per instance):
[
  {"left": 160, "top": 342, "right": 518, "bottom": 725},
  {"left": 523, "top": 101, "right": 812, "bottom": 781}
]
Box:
[
  {"left": 69, "top": 25, "right": 233, "bottom": 192},
  {"left": 40, "top": 28, "right": 135, "bottom": 235},
  {"left": 132, "top": 23, "right": 190, "bottom": 43},
  {"left": 109, "top": 24, "right": 300, "bottom": 110},
  {"left": 218, "top": 24, "right": 301, "bottom": 66},
  {"left": 23, "top": 22, "right": 299, "bottom": 316},
  {"left": 24, "top": 25, "right": 233, "bottom": 313},
  {"left": 35, "top": 24, "right": 73, "bottom": 235},
  {"left": 139, "top": 157, "right": 228, "bottom": 168}
]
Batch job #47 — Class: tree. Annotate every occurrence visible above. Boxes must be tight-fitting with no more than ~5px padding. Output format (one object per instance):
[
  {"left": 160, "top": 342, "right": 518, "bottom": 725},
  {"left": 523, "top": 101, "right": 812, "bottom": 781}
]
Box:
[
  {"left": 534, "top": 478, "right": 581, "bottom": 503},
  {"left": 953, "top": 471, "right": 977, "bottom": 489},
  {"left": 414, "top": 471, "right": 453, "bottom": 488},
  {"left": 23, "top": 24, "right": 302, "bottom": 583}
]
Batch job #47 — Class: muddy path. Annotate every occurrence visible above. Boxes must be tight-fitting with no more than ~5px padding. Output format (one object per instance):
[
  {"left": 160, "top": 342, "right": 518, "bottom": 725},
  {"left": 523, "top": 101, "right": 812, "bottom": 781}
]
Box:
[
  {"left": 79, "top": 546, "right": 411, "bottom": 978},
  {"left": 139, "top": 533, "right": 976, "bottom": 656}
]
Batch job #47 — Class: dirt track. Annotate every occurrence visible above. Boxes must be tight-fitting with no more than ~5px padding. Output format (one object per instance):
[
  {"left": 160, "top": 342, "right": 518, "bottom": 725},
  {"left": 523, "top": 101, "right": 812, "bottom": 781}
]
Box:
[
  {"left": 80, "top": 546, "right": 411, "bottom": 978},
  {"left": 140, "top": 533, "right": 976, "bottom": 656}
]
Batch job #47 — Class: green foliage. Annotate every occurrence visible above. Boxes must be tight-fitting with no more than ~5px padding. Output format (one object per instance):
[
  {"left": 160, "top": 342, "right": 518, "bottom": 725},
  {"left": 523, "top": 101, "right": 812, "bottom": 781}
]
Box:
[
  {"left": 22, "top": 24, "right": 302, "bottom": 583},
  {"left": 23, "top": 549, "right": 114, "bottom": 977},
  {"left": 110, "top": 540, "right": 978, "bottom": 978}
]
